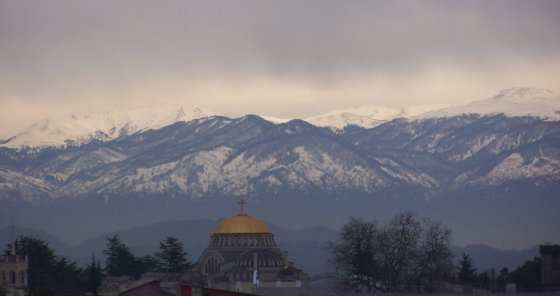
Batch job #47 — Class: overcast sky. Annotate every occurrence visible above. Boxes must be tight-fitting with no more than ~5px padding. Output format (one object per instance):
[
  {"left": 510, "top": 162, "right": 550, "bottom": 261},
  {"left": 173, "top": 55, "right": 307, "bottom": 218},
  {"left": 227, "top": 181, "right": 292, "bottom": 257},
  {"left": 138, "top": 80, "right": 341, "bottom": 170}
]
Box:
[{"left": 1, "top": 0, "right": 559, "bottom": 133}]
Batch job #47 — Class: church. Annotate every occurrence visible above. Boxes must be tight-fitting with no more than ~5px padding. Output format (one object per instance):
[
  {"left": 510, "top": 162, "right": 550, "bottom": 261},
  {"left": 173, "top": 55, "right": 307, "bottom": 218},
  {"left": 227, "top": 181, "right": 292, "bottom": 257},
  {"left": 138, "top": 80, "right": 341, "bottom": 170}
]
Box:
[
  {"left": 0, "top": 242, "right": 28, "bottom": 296},
  {"left": 185, "top": 200, "right": 308, "bottom": 294}
]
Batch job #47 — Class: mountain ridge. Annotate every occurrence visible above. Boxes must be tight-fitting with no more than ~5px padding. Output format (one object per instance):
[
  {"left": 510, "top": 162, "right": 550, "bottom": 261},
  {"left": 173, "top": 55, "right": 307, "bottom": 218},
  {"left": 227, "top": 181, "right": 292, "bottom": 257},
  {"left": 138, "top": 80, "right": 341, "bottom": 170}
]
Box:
[{"left": 2, "top": 87, "right": 558, "bottom": 149}]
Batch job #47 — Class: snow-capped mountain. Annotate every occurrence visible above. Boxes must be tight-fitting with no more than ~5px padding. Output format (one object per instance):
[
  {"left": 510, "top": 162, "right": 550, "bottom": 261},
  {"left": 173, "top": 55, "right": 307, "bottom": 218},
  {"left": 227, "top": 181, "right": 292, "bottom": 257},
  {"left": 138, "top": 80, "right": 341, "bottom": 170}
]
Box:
[
  {"left": 2, "top": 112, "right": 559, "bottom": 202},
  {"left": 417, "top": 87, "right": 560, "bottom": 120},
  {"left": 3, "top": 87, "right": 557, "bottom": 149},
  {"left": 304, "top": 105, "right": 448, "bottom": 131},
  {"left": 2, "top": 89, "right": 559, "bottom": 252},
  {"left": 0, "top": 105, "right": 216, "bottom": 149}
]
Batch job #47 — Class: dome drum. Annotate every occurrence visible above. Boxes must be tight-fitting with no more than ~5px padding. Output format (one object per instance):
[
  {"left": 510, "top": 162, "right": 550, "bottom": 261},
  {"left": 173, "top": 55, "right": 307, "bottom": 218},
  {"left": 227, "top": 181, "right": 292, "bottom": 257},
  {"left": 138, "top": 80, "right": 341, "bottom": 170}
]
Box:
[{"left": 209, "top": 233, "right": 276, "bottom": 249}]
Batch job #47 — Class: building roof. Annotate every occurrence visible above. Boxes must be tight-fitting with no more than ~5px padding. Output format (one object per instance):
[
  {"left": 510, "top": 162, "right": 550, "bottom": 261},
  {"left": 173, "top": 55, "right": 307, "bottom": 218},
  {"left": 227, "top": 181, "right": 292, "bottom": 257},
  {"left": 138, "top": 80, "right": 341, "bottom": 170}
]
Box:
[
  {"left": 119, "top": 282, "right": 174, "bottom": 296},
  {"left": 213, "top": 212, "right": 271, "bottom": 234}
]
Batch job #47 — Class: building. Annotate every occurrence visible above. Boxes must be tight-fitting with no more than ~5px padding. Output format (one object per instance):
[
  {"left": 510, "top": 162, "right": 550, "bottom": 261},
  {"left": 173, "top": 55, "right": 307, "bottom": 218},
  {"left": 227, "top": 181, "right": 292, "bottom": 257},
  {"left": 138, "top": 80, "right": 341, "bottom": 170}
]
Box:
[
  {"left": 185, "top": 200, "right": 308, "bottom": 294},
  {"left": 541, "top": 245, "right": 560, "bottom": 292},
  {"left": 0, "top": 243, "right": 28, "bottom": 296}
]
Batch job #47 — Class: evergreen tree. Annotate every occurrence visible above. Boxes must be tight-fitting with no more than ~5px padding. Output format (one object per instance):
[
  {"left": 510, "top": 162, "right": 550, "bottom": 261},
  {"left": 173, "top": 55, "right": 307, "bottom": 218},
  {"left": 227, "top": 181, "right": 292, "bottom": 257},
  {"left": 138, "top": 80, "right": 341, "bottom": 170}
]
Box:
[
  {"left": 475, "top": 271, "right": 491, "bottom": 289},
  {"left": 102, "top": 235, "right": 137, "bottom": 276},
  {"left": 497, "top": 267, "right": 511, "bottom": 290},
  {"left": 457, "top": 253, "right": 477, "bottom": 283},
  {"left": 136, "top": 254, "right": 159, "bottom": 275},
  {"left": 10, "top": 236, "right": 85, "bottom": 296},
  {"left": 155, "top": 236, "right": 191, "bottom": 273},
  {"left": 85, "top": 253, "right": 103, "bottom": 294},
  {"left": 510, "top": 257, "right": 541, "bottom": 291}
]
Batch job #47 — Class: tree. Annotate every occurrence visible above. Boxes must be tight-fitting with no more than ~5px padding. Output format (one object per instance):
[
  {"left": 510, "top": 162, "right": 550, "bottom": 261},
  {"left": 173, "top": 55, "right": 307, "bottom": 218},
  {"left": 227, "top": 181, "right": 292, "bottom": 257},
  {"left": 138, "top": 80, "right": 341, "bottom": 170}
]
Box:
[
  {"left": 510, "top": 257, "right": 541, "bottom": 291},
  {"left": 136, "top": 254, "right": 159, "bottom": 274},
  {"left": 457, "top": 253, "right": 476, "bottom": 283},
  {"left": 155, "top": 236, "right": 191, "bottom": 273},
  {"left": 328, "top": 217, "right": 381, "bottom": 293},
  {"left": 12, "top": 236, "right": 57, "bottom": 295},
  {"left": 496, "top": 267, "right": 511, "bottom": 291},
  {"left": 414, "top": 218, "right": 454, "bottom": 292},
  {"left": 328, "top": 213, "right": 454, "bottom": 293},
  {"left": 10, "top": 236, "right": 85, "bottom": 296},
  {"left": 102, "top": 235, "right": 137, "bottom": 276},
  {"left": 477, "top": 271, "right": 491, "bottom": 289},
  {"left": 85, "top": 253, "right": 103, "bottom": 294},
  {"left": 377, "top": 212, "right": 421, "bottom": 291}
]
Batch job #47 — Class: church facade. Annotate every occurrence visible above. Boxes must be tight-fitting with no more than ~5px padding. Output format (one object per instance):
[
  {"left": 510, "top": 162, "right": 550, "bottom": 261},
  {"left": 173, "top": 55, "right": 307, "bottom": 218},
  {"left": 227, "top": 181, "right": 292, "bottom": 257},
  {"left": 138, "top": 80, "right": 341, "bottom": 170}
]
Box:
[
  {"left": 186, "top": 200, "right": 308, "bottom": 294},
  {"left": 0, "top": 243, "right": 28, "bottom": 296}
]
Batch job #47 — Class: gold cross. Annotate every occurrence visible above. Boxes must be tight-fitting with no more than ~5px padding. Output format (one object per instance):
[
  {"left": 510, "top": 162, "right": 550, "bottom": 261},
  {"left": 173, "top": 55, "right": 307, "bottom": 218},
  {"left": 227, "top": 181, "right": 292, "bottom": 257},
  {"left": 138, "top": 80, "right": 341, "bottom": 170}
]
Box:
[{"left": 238, "top": 198, "right": 247, "bottom": 214}]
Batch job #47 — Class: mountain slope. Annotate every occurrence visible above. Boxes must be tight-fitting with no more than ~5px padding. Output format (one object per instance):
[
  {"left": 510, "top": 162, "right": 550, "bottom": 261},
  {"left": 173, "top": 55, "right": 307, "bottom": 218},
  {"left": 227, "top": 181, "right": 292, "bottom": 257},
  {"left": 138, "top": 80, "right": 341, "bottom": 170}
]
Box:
[{"left": 1, "top": 112, "right": 560, "bottom": 203}]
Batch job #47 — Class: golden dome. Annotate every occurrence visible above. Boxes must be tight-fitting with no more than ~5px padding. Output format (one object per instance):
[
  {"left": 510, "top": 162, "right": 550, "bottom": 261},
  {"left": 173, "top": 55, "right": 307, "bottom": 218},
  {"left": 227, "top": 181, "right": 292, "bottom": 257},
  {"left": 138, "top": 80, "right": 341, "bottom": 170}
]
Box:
[{"left": 213, "top": 212, "right": 272, "bottom": 234}]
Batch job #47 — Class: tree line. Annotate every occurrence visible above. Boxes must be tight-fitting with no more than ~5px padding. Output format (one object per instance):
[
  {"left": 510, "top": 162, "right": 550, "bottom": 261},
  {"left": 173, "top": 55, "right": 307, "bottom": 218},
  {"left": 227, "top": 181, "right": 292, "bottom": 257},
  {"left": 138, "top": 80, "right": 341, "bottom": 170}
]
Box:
[
  {"left": 5, "top": 235, "right": 191, "bottom": 296},
  {"left": 456, "top": 252, "right": 542, "bottom": 292},
  {"left": 5, "top": 213, "right": 545, "bottom": 295}
]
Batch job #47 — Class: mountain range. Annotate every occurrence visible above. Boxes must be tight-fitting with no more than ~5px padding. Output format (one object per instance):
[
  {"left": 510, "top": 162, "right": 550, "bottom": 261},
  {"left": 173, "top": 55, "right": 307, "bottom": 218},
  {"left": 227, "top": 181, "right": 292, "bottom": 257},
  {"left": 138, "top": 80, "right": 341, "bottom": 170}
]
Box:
[
  {"left": 2, "top": 87, "right": 558, "bottom": 149},
  {"left": 0, "top": 87, "right": 559, "bottom": 250}
]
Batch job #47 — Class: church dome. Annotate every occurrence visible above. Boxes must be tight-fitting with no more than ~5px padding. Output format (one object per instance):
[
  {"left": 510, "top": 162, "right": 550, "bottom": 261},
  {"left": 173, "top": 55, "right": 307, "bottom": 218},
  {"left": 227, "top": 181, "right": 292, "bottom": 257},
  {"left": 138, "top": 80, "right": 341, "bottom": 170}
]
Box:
[{"left": 213, "top": 212, "right": 272, "bottom": 234}]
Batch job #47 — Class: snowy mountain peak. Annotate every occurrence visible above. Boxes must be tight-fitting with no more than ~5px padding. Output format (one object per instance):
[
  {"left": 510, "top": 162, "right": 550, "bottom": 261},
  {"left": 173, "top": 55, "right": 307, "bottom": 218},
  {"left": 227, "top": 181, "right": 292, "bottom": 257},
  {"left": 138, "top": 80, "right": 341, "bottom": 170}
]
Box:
[
  {"left": 1, "top": 105, "right": 217, "bottom": 149},
  {"left": 418, "top": 88, "right": 560, "bottom": 121},
  {"left": 492, "top": 87, "right": 555, "bottom": 101},
  {"left": 304, "top": 105, "right": 448, "bottom": 131}
]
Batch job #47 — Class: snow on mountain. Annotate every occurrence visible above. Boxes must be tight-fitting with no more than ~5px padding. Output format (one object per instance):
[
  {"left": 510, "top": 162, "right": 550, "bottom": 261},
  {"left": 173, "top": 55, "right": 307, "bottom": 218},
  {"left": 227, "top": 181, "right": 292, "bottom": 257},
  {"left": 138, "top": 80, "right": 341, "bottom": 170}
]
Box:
[
  {"left": 2, "top": 87, "right": 557, "bottom": 149},
  {"left": 0, "top": 105, "right": 217, "bottom": 149},
  {"left": 304, "top": 105, "right": 448, "bottom": 131},
  {"left": 417, "top": 87, "right": 560, "bottom": 120},
  {"left": 260, "top": 116, "right": 291, "bottom": 124}
]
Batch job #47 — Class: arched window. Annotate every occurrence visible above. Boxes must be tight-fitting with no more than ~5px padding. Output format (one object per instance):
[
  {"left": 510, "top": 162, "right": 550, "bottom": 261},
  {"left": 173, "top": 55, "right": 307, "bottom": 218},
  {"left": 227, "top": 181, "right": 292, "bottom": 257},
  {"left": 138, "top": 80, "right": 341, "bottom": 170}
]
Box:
[
  {"left": 10, "top": 271, "right": 16, "bottom": 284},
  {"left": 20, "top": 271, "right": 25, "bottom": 284}
]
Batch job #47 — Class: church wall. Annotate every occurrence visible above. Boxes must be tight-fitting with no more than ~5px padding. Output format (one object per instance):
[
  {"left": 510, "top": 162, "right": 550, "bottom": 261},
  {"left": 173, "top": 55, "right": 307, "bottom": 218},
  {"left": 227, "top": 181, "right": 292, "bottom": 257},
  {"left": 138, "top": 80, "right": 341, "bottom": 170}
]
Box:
[{"left": 0, "top": 255, "right": 28, "bottom": 296}]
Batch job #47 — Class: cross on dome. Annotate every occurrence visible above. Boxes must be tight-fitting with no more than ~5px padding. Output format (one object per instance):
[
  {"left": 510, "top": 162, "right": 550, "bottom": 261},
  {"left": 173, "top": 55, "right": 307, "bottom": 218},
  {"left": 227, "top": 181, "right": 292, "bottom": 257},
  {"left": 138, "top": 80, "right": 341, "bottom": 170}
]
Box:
[{"left": 238, "top": 198, "right": 247, "bottom": 214}]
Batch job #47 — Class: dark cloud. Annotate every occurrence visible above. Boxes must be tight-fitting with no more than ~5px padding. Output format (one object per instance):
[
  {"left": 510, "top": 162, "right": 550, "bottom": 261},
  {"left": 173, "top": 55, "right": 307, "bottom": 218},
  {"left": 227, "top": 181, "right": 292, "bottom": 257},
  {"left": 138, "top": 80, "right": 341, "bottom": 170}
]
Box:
[{"left": 1, "top": 0, "right": 559, "bottom": 131}]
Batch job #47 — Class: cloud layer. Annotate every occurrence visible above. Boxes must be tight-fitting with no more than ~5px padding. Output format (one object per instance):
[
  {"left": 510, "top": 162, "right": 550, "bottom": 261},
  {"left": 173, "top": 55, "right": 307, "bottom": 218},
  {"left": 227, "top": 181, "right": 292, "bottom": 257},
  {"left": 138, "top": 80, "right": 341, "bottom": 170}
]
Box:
[{"left": 1, "top": 0, "right": 559, "bottom": 133}]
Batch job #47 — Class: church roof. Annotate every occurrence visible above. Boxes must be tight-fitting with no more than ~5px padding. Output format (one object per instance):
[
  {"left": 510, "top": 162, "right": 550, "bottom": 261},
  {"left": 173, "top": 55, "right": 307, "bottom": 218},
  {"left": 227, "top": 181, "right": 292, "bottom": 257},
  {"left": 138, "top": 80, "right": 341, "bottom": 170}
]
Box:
[
  {"left": 213, "top": 212, "right": 272, "bottom": 234},
  {"left": 213, "top": 199, "right": 272, "bottom": 234}
]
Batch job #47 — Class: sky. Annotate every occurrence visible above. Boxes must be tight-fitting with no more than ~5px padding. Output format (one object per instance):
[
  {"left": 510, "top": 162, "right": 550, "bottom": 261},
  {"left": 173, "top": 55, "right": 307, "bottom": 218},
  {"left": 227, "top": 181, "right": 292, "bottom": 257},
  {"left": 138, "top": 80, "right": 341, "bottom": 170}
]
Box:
[{"left": 1, "top": 0, "right": 560, "bottom": 134}]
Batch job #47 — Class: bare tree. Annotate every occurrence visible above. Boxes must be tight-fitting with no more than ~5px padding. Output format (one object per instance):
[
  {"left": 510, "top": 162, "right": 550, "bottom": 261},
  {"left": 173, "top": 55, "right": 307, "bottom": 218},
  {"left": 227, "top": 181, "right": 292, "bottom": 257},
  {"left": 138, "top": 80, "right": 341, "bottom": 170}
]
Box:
[
  {"left": 328, "top": 217, "right": 381, "bottom": 293},
  {"left": 328, "top": 212, "right": 454, "bottom": 293},
  {"left": 377, "top": 212, "right": 421, "bottom": 292},
  {"left": 415, "top": 218, "right": 454, "bottom": 292}
]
